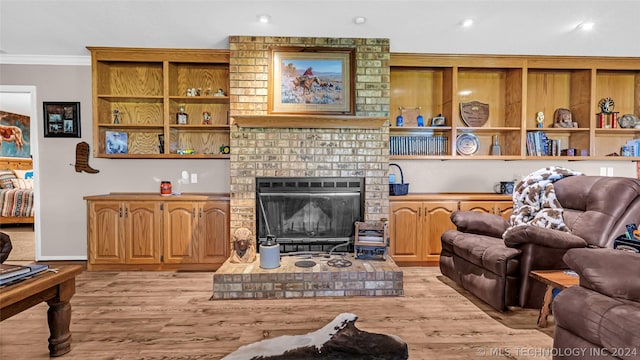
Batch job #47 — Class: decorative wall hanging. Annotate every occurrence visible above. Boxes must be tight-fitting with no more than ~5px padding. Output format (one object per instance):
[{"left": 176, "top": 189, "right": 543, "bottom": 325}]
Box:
[
  {"left": 268, "top": 47, "right": 355, "bottom": 115},
  {"left": 0, "top": 111, "right": 31, "bottom": 158},
  {"left": 43, "top": 101, "right": 81, "bottom": 138},
  {"left": 460, "top": 101, "right": 489, "bottom": 127},
  {"left": 74, "top": 141, "right": 99, "bottom": 173}
]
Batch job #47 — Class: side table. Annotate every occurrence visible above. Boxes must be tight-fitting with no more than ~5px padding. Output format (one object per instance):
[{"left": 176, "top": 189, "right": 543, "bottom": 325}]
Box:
[
  {"left": 0, "top": 265, "right": 83, "bottom": 356},
  {"left": 529, "top": 269, "right": 580, "bottom": 328}
]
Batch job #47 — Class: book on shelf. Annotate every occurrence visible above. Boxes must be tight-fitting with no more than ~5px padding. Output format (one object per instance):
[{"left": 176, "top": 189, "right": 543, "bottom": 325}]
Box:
[
  {"left": 390, "top": 135, "right": 448, "bottom": 156},
  {"left": 0, "top": 264, "right": 50, "bottom": 285},
  {"left": 527, "top": 131, "right": 562, "bottom": 156},
  {"left": 0, "top": 263, "right": 31, "bottom": 279}
]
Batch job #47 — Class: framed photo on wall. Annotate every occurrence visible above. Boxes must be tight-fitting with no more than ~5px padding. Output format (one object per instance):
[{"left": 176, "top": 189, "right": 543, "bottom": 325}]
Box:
[
  {"left": 43, "top": 101, "right": 81, "bottom": 138},
  {"left": 269, "top": 47, "right": 355, "bottom": 115}
]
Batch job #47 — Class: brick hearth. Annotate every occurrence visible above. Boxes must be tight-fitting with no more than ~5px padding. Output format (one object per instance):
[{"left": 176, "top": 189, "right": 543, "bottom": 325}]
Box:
[{"left": 212, "top": 254, "right": 403, "bottom": 299}]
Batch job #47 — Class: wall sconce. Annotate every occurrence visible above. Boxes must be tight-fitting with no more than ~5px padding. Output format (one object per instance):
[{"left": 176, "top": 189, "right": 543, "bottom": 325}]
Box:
[{"left": 257, "top": 14, "right": 271, "bottom": 24}]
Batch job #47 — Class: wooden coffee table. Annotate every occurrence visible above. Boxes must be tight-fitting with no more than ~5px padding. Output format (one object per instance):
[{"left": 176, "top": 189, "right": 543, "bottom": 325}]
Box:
[
  {"left": 0, "top": 265, "right": 83, "bottom": 356},
  {"left": 529, "top": 269, "right": 580, "bottom": 328}
]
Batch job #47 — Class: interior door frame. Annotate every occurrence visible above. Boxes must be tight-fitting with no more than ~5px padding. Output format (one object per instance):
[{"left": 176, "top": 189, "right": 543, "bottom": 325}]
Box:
[{"left": 0, "top": 85, "right": 41, "bottom": 260}]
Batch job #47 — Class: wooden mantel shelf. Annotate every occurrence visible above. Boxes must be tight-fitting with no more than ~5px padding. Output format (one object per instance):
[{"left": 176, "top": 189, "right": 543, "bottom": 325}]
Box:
[{"left": 231, "top": 115, "right": 389, "bottom": 129}]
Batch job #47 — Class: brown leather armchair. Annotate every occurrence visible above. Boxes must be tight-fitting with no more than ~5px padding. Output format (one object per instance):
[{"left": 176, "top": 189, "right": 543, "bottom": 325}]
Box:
[
  {"left": 553, "top": 248, "right": 640, "bottom": 360},
  {"left": 0, "top": 232, "right": 12, "bottom": 263},
  {"left": 440, "top": 176, "right": 640, "bottom": 311}
]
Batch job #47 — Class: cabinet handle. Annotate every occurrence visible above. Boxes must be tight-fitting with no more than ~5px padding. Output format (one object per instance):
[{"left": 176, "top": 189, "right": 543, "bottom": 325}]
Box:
[
  {"left": 199, "top": 208, "right": 202, "bottom": 218},
  {"left": 418, "top": 208, "right": 421, "bottom": 217},
  {"left": 125, "top": 208, "right": 129, "bottom": 217},
  {"left": 119, "top": 207, "right": 123, "bottom": 217},
  {"left": 192, "top": 208, "right": 196, "bottom": 218}
]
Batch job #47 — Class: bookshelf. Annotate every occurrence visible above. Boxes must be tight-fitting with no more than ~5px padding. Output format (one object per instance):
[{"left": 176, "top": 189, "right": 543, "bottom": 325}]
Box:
[
  {"left": 389, "top": 53, "right": 640, "bottom": 161},
  {"left": 88, "top": 47, "right": 231, "bottom": 159}
]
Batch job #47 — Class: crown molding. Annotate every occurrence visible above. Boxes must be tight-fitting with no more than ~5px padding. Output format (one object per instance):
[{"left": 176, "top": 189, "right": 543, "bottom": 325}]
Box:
[{"left": 0, "top": 54, "right": 90, "bottom": 66}]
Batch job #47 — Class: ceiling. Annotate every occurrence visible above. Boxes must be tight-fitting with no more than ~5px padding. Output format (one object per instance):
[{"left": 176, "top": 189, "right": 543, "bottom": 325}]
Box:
[{"left": 1, "top": 0, "right": 639, "bottom": 63}]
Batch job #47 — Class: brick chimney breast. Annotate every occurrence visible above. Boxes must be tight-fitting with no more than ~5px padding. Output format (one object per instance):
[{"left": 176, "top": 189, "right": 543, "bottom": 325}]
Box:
[{"left": 228, "top": 36, "right": 390, "bottom": 253}]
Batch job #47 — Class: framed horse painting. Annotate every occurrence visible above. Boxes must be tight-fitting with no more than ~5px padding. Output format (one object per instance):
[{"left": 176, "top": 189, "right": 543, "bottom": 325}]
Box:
[{"left": 269, "top": 47, "right": 355, "bottom": 115}]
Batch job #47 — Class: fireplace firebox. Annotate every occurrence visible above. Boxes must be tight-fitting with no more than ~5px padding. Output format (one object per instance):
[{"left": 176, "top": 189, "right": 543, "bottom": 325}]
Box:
[{"left": 256, "top": 177, "right": 365, "bottom": 253}]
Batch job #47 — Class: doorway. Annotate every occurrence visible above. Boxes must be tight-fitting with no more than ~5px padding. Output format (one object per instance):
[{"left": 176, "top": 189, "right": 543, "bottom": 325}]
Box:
[{"left": 0, "top": 85, "right": 40, "bottom": 261}]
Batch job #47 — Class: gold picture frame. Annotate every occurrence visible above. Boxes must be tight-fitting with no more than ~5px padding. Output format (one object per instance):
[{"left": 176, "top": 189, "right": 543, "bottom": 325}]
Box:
[{"left": 269, "top": 47, "right": 355, "bottom": 115}]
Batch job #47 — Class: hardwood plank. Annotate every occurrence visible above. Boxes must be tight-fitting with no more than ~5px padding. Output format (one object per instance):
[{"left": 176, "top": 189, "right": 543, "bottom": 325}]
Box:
[{"left": 0, "top": 267, "right": 553, "bottom": 359}]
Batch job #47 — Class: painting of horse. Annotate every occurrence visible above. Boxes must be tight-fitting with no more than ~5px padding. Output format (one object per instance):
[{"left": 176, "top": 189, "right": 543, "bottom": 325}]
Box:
[
  {"left": 270, "top": 48, "right": 354, "bottom": 115},
  {"left": 292, "top": 76, "right": 320, "bottom": 95},
  {"left": 0, "top": 111, "right": 30, "bottom": 158}
]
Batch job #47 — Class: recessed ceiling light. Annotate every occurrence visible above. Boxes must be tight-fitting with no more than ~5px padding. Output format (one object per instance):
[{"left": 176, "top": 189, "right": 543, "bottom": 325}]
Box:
[
  {"left": 354, "top": 16, "right": 367, "bottom": 25},
  {"left": 257, "top": 14, "right": 271, "bottom": 24},
  {"left": 461, "top": 19, "right": 474, "bottom": 27},
  {"left": 577, "top": 21, "right": 595, "bottom": 31}
]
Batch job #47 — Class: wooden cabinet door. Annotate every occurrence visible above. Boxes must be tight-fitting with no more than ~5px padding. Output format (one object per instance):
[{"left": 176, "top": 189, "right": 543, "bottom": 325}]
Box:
[
  {"left": 459, "top": 201, "right": 495, "bottom": 214},
  {"left": 494, "top": 200, "right": 513, "bottom": 220},
  {"left": 422, "top": 201, "right": 458, "bottom": 262},
  {"left": 124, "top": 201, "right": 162, "bottom": 264},
  {"left": 198, "top": 201, "right": 229, "bottom": 263},
  {"left": 88, "top": 201, "right": 124, "bottom": 264},
  {"left": 389, "top": 201, "right": 423, "bottom": 262},
  {"left": 460, "top": 200, "right": 513, "bottom": 220},
  {"left": 164, "top": 201, "right": 197, "bottom": 263}
]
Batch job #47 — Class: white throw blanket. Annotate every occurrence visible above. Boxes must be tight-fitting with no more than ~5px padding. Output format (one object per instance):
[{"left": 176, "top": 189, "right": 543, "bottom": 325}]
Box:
[{"left": 504, "top": 166, "right": 583, "bottom": 237}]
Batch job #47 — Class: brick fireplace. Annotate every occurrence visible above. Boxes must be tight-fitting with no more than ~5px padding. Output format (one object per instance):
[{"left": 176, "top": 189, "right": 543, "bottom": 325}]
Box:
[{"left": 228, "top": 36, "right": 391, "bottom": 247}]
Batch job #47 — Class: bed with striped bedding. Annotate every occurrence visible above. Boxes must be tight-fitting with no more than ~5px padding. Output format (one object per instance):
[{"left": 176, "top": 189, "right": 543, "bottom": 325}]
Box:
[
  {"left": 0, "top": 158, "right": 34, "bottom": 224},
  {"left": 0, "top": 188, "right": 34, "bottom": 221}
]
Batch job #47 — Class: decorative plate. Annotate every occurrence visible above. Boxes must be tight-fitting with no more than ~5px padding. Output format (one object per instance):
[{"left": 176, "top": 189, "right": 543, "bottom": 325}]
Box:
[{"left": 456, "top": 133, "right": 480, "bottom": 155}]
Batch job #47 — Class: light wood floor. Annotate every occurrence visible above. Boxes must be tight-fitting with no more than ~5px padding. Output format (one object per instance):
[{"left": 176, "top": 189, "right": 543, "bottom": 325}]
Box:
[
  {"left": 0, "top": 224, "right": 34, "bottom": 261},
  {"left": 0, "top": 267, "right": 554, "bottom": 359}
]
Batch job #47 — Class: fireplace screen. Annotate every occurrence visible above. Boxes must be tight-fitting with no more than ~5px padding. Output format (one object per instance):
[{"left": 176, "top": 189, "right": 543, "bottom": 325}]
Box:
[{"left": 256, "top": 177, "right": 364, "bottom": 252}]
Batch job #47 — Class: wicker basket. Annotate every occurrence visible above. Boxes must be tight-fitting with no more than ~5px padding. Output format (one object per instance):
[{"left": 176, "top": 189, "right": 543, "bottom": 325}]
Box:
[{"left": 389, "top": 163, "right": 409, "bottom": 196}]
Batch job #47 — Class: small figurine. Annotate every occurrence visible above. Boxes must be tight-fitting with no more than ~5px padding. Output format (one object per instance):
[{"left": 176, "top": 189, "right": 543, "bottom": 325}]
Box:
[
  {"left": 214, "top": 88, "right": 225, "bottom": 97},
  {"left": 553, "top": 108, "right": 578, "bottom": 128},
  {"left": 112, "top": 109, "right": 121, "bottom": 124},
  {"left": 229, "top": 227, "right": 256, "bottom": 263},
  {"left": 202, "top": 111, "right": 211, "bottom": 125},
  {"left": 536, "top": 111, "right": 544, "bottom": 128}
]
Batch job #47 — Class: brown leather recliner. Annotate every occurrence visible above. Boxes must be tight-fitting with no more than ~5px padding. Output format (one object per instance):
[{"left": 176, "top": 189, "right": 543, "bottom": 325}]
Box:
[
  {"left": 440, "top": 176, "right": 640, "bottom": 311},
  {"left": 553, "top": 248, "right": 640, "bottom": 360},
  {"left": 0, "top": 232, "right": 12, "bottom": 263}
]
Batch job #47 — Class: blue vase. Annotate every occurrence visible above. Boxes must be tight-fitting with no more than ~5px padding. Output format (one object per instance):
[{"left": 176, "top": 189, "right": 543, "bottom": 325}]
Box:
[
  {"left": 396, "top": 115, "right": 404, "bottom": 127},
  {"left": 417, "top": 115, "right": 424, "bottom": 127}
]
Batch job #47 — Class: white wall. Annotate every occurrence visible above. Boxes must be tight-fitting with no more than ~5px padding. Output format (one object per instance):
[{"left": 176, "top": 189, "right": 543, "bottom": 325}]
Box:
[
  {"left": 0, "top": 1, "right": 638, "bottom": 259},
  {"left": 391, "top": 160, "right": 636, "bottom": 194}
]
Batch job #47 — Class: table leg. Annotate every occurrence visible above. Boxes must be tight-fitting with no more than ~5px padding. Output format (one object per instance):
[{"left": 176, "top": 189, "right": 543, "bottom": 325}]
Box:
[
  {"left": 46, "top": 299, "right": 72, "bottom": 357},
  {"left": 537, "top": 284, "right": 554, "bottom": 328}
]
